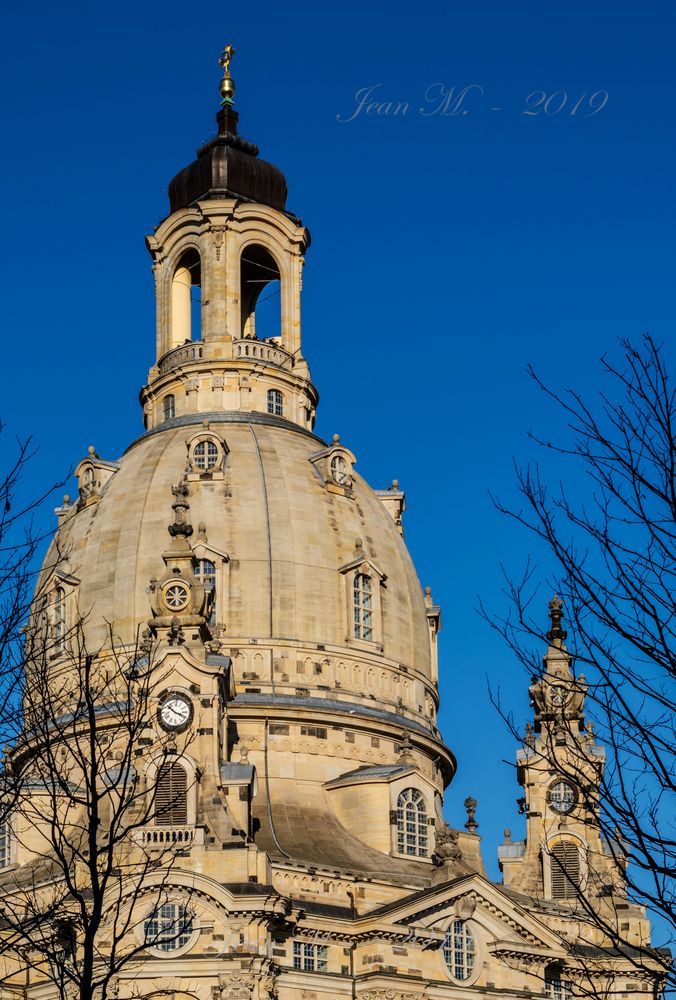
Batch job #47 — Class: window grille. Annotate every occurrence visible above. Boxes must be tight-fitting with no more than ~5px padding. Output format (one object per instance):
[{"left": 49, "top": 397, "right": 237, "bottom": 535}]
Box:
[
  {"left": 155, "top": 762, "right": 188, "bottom": 826},
  {"left": 443, "top": 920, "right": 475, "bottom": 981},
  {"left": 193, "top": 440, "right": 219, "bottom": 471},
  {"left": 267, "top": 389, "right": 283, "bottom": 416},
  {"left": 293, "top": 941, "right": 328, "bottom": 972},
  {"left": 550, "top": 780, "right": 575, "bottom": 814},
  {"left": 194, "top": 558, "right": 216, "bottom": 625},
  {"left": 52, "top": 586, "right": 66, "bottom": 653},
  {"left": 144, "top": 902, "right": 193, "bottom": 952},
  {"left": 396, "top": 788, "right": 428, "bottom": 857},
  {"left": 353, "top": 573, "right": 373, "bottom": 641},
  {"left": 550, "top": 841, "right": 580, "bottom": 899},
  {"left": 0, "top": 822, "right": 10, "bottom": 868},
  {"left": 545, "top": 968, "right": 572, "bottom": 999},
  {"left": 330, "top": 454, "right": 348, "bottom": 484},
  {"left": 163, "top": 395, "right": 175, "bottom": 421}
]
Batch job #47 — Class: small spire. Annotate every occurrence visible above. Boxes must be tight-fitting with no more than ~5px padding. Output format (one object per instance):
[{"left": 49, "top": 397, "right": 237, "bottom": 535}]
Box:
[
  {"left": 546, "top": 593, "right": 568, "bottom": 644},
  {"left": 219, "top": 44, "right": 236, "bottom": 106}
]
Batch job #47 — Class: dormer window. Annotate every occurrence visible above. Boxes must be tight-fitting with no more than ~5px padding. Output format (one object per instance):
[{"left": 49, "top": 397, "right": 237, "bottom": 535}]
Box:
[
  {"left": 80, "top": 466, "right": 95, "bottom": 498},
  {"left": 353, "top": 573, "right": 373, "bottom": 641},
  {"left": 163, "top": 395, "right": 175, "bottom": 422},
  {"left": 268, "top": 389, "right": 283, "bottom": 416},
  {"left": 194, "top": 557, "right": 216, "bottom": 625},
  {"left": 330, "top": 454, "right": 348, "bottom": 485},
  {"left": 0, "top": 821, "right": 10, "bottom": 869},
  {"left": 396, "top": 787, "right": 428, "bottom": 857},
  {"left": 52, "top": 586, "right": 66, "bottom": 654},
  {"left": 193, "top": 440, "right": 219, "bottom": 471}
]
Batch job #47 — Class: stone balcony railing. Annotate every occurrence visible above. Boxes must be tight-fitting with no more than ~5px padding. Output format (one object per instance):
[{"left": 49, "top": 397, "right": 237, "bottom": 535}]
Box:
[
  {"left": 158, "top": 342, "right": 205, "bottom": 376},
  {"left": 156, "top": 337, "right": 294, "bottom": 377},
  {"left": 137, "top": 825, "right": 205, "bottom": 847},
  {"left": 233, "top": 337, "right": 294, "bottom": 369}
]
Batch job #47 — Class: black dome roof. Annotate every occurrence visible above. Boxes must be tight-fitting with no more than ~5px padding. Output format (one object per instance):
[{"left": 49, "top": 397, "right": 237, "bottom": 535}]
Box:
[{"left": 168, "top": 107, "right": 288, "bottom": 214}]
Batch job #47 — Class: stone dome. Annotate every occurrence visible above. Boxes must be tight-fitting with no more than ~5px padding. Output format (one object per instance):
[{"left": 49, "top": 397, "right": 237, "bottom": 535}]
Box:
[{"left": 51, "top": 412, "right": 433, "bottom": 686}]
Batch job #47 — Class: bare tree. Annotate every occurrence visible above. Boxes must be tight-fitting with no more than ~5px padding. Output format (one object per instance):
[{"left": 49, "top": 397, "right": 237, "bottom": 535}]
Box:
[
  {"left": 0, "top": 620, "right": 198, "bottom": 1000},
  {"left": 0, "top": 425, "right": 64, "bottom": 743},
  {"left": 485, "top": 335, "right": 675, "bottom": 987},
  {"left": 0, "top": 431, "right": 201, "bottom": 998}
]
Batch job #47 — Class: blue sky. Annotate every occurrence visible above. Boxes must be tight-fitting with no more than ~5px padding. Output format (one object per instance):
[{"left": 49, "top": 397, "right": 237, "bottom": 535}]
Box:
[{"left": 1, "top": 1, "right": 674, "bottom": 911}]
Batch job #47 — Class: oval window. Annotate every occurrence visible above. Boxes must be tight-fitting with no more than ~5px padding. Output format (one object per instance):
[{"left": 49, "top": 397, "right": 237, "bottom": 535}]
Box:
[{"left": 443, "top": 919, "right": 475, "bottom": 981}]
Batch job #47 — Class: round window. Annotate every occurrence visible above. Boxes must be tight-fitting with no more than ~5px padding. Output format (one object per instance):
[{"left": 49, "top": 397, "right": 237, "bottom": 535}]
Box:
[
  {"left": 443, "top": 919, "right": 476, "bottom": 981},
  {"left": 162, "top": 582, "right": 190, "bottom": 612},
  {"left": 193, "top": 439, "right": 220, "bottom": 471},
  {"left": 549, "top": 780, "right": 576, "bottom": 814},
  {"left": 144, "top": 902, "right": 194, "bottom": 952}
]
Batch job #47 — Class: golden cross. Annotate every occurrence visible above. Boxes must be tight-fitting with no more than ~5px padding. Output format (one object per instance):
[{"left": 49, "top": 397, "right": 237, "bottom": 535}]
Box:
[{"left": 219, "top": 44, "right": 236, "bottom": 75}]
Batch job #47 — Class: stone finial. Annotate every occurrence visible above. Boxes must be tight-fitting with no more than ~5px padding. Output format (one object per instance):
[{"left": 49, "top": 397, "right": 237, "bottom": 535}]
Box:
[
  {"left": 503, "top": 828, "right": 512, "bottom": 843},
  {"left": 395, "top": 730, "right": 414, "bottom": 763},
  {"left": 546, "top": 593, "right": 568, "bottom": 643},
  {"left": 197, "top": 521, "right": 208, "bottom": 540},
  {"left": 332, "top": 433, "right": 341, "bottom": 444},
  {"left": 464, "top": 796, "right": 478, "bottom": 832},
  {"left": 168, "top": 481, "right": 193, "bottom": 538},
  {"left": 434, "top": 822, "right": 462, "bottom": 863},
  {"left": 62, "top": 494, "right": 70, "bottom": 507},
  {"left": 524, "top": 721, "right": 535, "bottom": 747},
  {"left": 391, "top": 478, "right": 399, "bottom": 490},
  {"left": 88, "top": 444, "right": 96, "bottom": 456}
]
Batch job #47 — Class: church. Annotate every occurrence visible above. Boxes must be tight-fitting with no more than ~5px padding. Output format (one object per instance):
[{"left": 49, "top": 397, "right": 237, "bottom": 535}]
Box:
[{"left": 0, "top": 48, "right": 662, "bottom": 1000}]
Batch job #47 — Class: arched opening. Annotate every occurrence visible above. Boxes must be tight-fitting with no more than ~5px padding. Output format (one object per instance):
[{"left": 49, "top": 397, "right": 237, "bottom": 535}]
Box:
[
  {"left": 171, "top": 249, "right": 201, "bottom": 346},
  {"left": 240, "top": 244, "right": 281, "bottom": 342},
  {"left": 155, "top": 762, "right": 188, "bottom": 826},
  {"left": 549, "top": 840, "right": 581, "bottom": 899}
]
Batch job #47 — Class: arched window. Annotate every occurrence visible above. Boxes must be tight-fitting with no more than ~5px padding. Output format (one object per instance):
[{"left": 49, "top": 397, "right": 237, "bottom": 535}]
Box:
[
  {"left": 330, "top": 454, "right": 348, "bottom": 485},
  {"left": 550, "top": 841, "right": 580, "bottom": 899},
  {"left": 163, "top": 395, "right": 175, "bottom": 422},
  {"left": 396, "top": 788, "right": 428, "bottom": 857},
  {"left": 193, "top": 440, "right": 219, "bottom": 471},
  {"left": 443, "top": 920, "right": 475, "bottom": 981},
  {"left": 155, "top": 762, "right": 188, "bottom": 826},
  {"left": 545, "top": 966, "right": 572, "bottom": 1000},
  {"left": 267, "top": 389, "right": 283, "bottom": 417},
  {"left": 0, "top": 821, "right": 10, "bottom": 869},
  {"left": 353, "top": 573, "right": 373, "bottom": 641},
  {"left": 194, "top": 558, "right": 216, "bottom": 626},
  {"left": 52, "top": 586, "right": 66, "bottom": 654},
  {"left": 171, "top": 249, "right": 201, "bottom": 346},
  {"left": 144, "top": 903, "right": 193, "bottom": 952}
]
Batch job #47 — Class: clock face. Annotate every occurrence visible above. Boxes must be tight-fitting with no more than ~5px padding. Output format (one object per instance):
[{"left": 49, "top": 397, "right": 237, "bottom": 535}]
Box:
[
  {"left": 159, "top": 694, "right": 193, "bottom": 732},
  {"left": 549, "top": 780, "right": 575, "bottom": 813}
]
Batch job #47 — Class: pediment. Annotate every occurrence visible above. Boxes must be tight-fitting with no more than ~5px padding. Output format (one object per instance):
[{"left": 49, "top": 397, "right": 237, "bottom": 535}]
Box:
[{"left": 360, "top": 873, "right": 564, "bottom": 955}]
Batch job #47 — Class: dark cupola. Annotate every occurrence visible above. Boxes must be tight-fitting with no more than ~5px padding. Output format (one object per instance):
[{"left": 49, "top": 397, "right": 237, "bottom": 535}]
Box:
[{"left": 167, "top": 46, "right": 287, "bottom": 214}]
